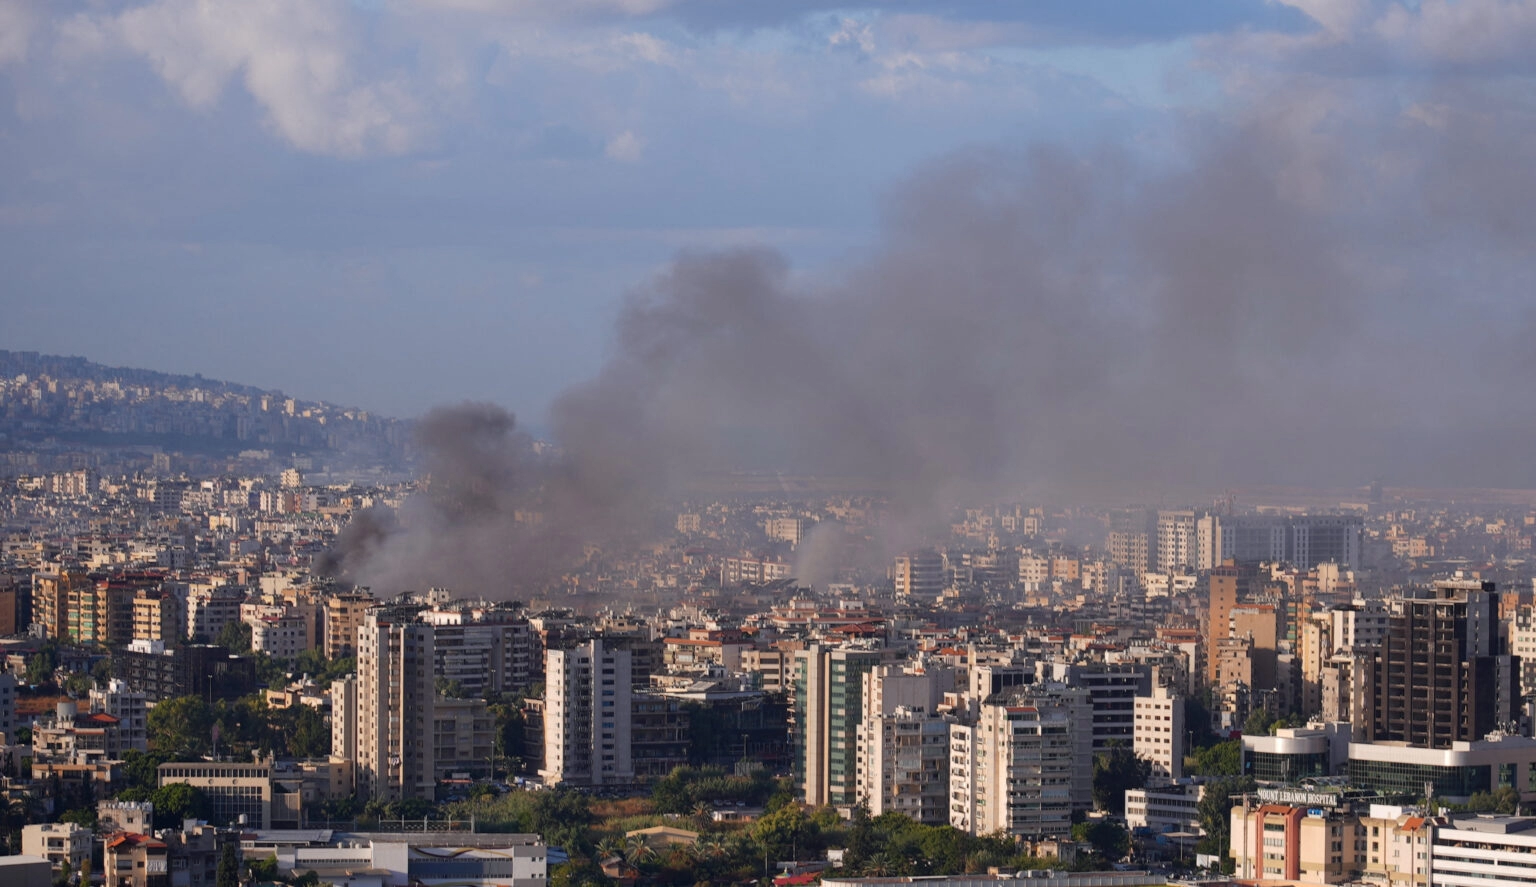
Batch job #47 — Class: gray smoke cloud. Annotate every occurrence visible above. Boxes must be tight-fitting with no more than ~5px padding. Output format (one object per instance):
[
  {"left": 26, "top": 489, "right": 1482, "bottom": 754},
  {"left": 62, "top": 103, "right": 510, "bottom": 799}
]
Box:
[
  {"left": 552, "top": 94, "right": 1536, "bottom": 505},
  {"left": 330, "top": 72, "right": 1536, "bottom": 597},
  {"left": 320, "top": 403, "right": 585, "bottom": 597}
]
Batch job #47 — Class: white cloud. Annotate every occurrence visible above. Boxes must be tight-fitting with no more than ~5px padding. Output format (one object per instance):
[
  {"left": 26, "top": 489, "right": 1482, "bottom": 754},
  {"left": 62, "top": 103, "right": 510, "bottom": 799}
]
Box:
[
  {"left": 605, "top": 130, "right": 645, "bottom": 162},
  {"left": 0, "top": 0, "right": 40, "bottom": 65},
  {"left": 1374, "top": 0, "right": 1536, "bottom": 66},
  {"left": 411, "top": 0, "right": 678, "bottom": 18},
  {"left": 1269, "top": 0, "right": 1373, "bottom": 36},
  {"left": 1218, "top": 0, "right": 1536, "bottom": 71},
  {"left": 63, "top": 0, "right": 425, "bottom": 156}
]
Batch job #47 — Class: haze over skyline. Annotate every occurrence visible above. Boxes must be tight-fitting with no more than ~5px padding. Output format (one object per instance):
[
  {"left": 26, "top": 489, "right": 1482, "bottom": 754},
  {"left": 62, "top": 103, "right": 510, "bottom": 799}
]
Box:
[{"left": 6, "top": 0, "right": 1536, "bottom": 492}]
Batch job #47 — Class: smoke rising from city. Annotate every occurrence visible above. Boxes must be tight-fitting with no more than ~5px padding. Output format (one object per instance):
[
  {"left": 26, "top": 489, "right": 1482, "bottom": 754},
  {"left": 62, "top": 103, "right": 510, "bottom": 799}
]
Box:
[{"left": 331, "top": 76, "right": 1536, "bottom": 597}]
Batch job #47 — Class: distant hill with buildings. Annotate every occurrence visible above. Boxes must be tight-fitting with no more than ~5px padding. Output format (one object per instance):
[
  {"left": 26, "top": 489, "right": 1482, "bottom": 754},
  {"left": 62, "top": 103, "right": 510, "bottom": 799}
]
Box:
[{"left": 0, "top": 350, "right": 413, "bottom": 476}]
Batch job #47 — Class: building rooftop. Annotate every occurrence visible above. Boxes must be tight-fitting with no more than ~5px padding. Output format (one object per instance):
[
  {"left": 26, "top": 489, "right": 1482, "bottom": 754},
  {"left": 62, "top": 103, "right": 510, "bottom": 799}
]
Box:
[{"left": 1445, "top": 815, "right": 1536, "bottom": 835}]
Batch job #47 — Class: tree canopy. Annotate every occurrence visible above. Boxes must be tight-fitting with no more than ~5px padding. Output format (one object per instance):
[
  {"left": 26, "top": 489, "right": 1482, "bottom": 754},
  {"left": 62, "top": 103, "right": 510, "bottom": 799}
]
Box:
[{"left": 1092, "top": 745, "right": 1151, "bottom": 815}]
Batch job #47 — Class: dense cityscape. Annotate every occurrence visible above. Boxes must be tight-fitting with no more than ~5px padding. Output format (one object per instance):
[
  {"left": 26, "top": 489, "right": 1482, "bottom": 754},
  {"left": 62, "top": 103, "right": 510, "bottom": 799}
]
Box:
[
  {"left": 2, "top": 358, "right": 1536, "bottom": 887},
  {"left": 6, "top": 1, "right": 1536, "bottom": 886}
]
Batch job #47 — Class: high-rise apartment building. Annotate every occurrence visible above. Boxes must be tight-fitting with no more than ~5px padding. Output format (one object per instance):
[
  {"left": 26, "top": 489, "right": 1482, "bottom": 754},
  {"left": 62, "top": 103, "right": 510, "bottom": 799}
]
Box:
[
  {"left": 793, "top": 644, "right": 892, "bottom": 807},
  {"left": 89, "top": 679, "right": 148, "bottom": 753},
  {"left": 1206, "top": 559, "right": 1259, "bottom": 685},
  {"left": 1365, "top": 580, "right": 1517, "bottom": 748},
  {"left": 32, "top": 569, "right": 91, "bottom": 643},
  {"left": 1133, "top": 684, "right": 1185, "bottom": 783},
  {"left": 856, "top": 706, "right": 950, "bottom": 824},
  {"left": 1108, "top": 509, "right": 1156, "bottom": 578},
  {"left": 853, "top": 663, "right": 954, "bottom": 823},
  {"left": 893, "top": 550, "right": 945, "bottom": 601},
  {"left": 1207, "top": 515, "right": 1363, "bottom": 570},
  {"left": 356, "top": 606, "right": 437, "bottom": 802},
  {"left": 1049, "top": 662, "right": 1150, "bottom": 752},
  {"left": 1156, "top": 510, "right": 1197, "bottom": 573},
  {"left": 541, "top": 639, "right": 633, "bottom": 787},
  {"left": 323, "top": 589, "right": 375, "bottom": 659},
  {"left": 422, "top": 611, "right": 538, "bottom": 698},
  {"left": 131, "top": 588, "right": 183, "bottom": 645},
  {"left": 948, "top": 684, "right": 1092, "bottom": 839},
  {"left": 186, "top": 584, "right": 245, "bottom": 644}
]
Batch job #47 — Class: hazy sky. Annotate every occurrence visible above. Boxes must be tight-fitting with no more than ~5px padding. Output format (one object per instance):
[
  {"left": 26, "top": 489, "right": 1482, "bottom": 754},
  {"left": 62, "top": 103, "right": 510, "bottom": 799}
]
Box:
[{"left": 1, "top": 0, "right": 1534, "bottom": 442}]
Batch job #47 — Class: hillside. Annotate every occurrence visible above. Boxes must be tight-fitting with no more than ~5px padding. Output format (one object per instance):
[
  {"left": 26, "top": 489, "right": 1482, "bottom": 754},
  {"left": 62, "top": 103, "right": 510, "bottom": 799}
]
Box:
[{"left": 0, "top": 350, "right": 412, "bottom": 474}]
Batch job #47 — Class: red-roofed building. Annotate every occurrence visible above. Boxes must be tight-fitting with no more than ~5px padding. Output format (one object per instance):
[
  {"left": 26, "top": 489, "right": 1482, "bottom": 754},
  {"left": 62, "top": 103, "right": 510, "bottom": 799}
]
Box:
[{"left": 104, "top": 831, "right": 169, "bottom": 887}]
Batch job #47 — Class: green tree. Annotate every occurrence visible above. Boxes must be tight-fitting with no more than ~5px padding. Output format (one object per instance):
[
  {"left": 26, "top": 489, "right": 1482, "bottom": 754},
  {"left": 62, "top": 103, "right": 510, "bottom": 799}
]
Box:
[
  {"left": 216, "top": 843, "right": 239, "bottom": 887},
  {"left": 217, "top": 620, "right": 252, "bottom": 654},
  {"left": 151, "top": 782, "right": 211, "bottom": 828},
  {"left": 1196, "top": 775, "right": 1257, "bottom": 866},
  {"left": 1242, "top": 708, "right": 1276, "bottom": 737},
  {"left": 1463, "top": 786, "right": 1519, "bottom": 814},
  {"left": 274, "top": 704, "right": 330, "bottom": 759},
  {"left": 26, "top": 644, "right": 58, "bottom": 686},
  {"left": 1189, "top": 738, "right": 1242, "bottom": 777},
  {"left": 842, "top": 805, "right": 876, "bottom": 870},
  {"left": 1092, "top": 745, "right": 1151, "bottom": 815},
  {"left": 59, "top": 806, "right": 97, "bottom": 830},
  {"left": 63, "top": 671, "right": 93, "bottom": 697},
  {"left": 148, "top": 696, "right": 216, "bottom": 757},
  {"left": 1073, "top": 819, "right": 1131, "bottom": 862},
  {"left": 245, "top": 854, "right": 279, "bottom": 883},
  {"left": 751, "top": 803, "right": 811, "bottom": 867},
  {"left": 528, "top": 790, "right": 593, "bottom": 853},
  {"left": 1184, "top": 695, "right": 1219, "bottom": 749},
  {"left": 549, "top": 856, "right": 614, "bottom": 887}
]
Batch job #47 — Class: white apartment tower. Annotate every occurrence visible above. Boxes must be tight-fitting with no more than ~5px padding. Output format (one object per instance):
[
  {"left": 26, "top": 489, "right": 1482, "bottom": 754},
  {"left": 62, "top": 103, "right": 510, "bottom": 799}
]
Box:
[
  {"left": 948, "top": 685, "right": 1092, "bottom": 839},
  {"left": 541, "top": 639, "right": 634, "bottom": 787},
  {"left": 356, "top": 607, "right": 437, "bottom": 802},
  {"left": 856, "top": 706, "right": 950, "bottom": 824},
  {"left": 1156, "top": 510, "right": 1197, "bottom": 574},
  {"left": 854, "top": 664, "right": 955, "bottom": 824},
  {"left": 1133, "top": 684, "right": 1185, "bottom": 784}
]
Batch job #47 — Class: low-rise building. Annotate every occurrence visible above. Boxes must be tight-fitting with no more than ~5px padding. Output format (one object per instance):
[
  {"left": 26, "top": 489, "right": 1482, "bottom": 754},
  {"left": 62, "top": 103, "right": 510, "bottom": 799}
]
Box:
[
  {"left": 1124, "top": 780, "right": 1204, "bottom": 843},
  {"left": 0, "top": 856, "right": 53, "bottom": 887},
  {"left": 1348, "top": 734, "right": 1536, "bottom": 805},
  {"left": 159, "top": 756, "right": 300, "bottom": 830},
  {"left": 21, "top": 822, "right": 92, "bottom": 872},
  {"left": 104, "top": 831, "right": 170, "bottom": 887},
  {"left": 1230, "top": 795, "right": 1367, "bottom": 884},
  {"left": 260, "top": 830, "right": 548, "bottom": 887},
  {"left": 1432, "top": 814, "right": 1536, "bottom": 887}
]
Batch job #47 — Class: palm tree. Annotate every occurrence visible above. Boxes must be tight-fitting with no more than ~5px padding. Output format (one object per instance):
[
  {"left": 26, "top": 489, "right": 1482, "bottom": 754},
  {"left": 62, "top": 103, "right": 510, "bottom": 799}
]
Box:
[
  {"left": 594, "top": 837, "right": 624, "bottom": 862},
  {"left": 0, "top": 794, "right": 40, "bottom": 854},
  {"left": 623, "top": 835, "right": 656, "bottom": 867}
]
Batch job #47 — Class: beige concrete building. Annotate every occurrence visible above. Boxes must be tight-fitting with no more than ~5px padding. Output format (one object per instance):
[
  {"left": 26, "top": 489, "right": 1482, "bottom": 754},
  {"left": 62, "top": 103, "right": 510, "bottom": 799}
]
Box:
[
  {"left": 323, "top": 589, "right": 374, "bottom": 659},
  {"left": 1230, "top": 800, "right": 1364, "bottom": 884},
  {"left": 159, "top": 757, "right": 297, "bottom": 830},
  {"left": 21, "top": 823, "right": 92, "bottom": 872},
  {"left": 131, "top": 589, "right": 182, "bottom": 645},
  {"left": 541, "top": 639, "right": 633, "bottom": 787},
  {"left": 1357, "top": 804, "right": 1433, "bottom": 887},
  {"left": 948, "top": 686, "right": 1092, "bottom": 839},
  {"left": 357, "top": 606, "right": 437, "bottom": 801},
  {"left": 1133, "top": 684, "right": 1185, "bottom": 783}
]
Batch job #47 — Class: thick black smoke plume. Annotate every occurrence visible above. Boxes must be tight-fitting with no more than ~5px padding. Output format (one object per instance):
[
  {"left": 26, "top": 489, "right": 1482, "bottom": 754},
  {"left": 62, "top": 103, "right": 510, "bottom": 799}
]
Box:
[{"left": 330, "top": 75, "right": 1536, "bottom": 597}]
